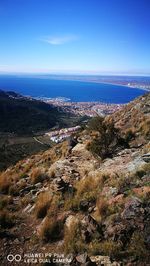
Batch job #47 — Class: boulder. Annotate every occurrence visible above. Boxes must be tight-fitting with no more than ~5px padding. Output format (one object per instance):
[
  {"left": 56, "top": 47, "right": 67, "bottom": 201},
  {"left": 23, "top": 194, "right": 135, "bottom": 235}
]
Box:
[
  {"left": 90, "top": 255, "right": 120, "bottom": 265},
  {"left": 20, "top": 185, "right": 35, "bottom": 196},
  {"left": 102, "top": 186, "right": 118, "bottom": 197},
  {"left": 65, "top": 215, "right": 79, "bottom": 229},
  {"left": 55, "top": 177, "right": 70, "bottom": 193},
  {"left": 79, "top": 200, "right": 89, "bottom": 212},
  {"left": 81, "top": 215, "right": 102, "bottom": 242},
  {"left": 121, "top": 197, "right": 143, "bottom": 219},
  {"left": 75, "top": 253, "right": 97, "bottom": 265},
  {"left": 104, "top": 221, "right": 134, "bottom": 245},
  {"left": 108, "top": 194, "right": 124, "bottom": 205},
  {"left": 142, "top": 153, "right": 150, "bottom": 162}
]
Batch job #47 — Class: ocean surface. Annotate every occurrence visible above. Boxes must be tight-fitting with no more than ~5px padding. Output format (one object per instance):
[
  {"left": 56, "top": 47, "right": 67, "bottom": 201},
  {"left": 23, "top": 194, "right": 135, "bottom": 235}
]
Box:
[{"left": 0, "top": 75, "right": 146, "bottom": 103}]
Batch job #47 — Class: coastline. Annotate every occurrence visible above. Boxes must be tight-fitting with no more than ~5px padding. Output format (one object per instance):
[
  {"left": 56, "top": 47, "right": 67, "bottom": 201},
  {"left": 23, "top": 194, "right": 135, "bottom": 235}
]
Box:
[
  {"left": 0, "top": 73, "right": 149, "bottom": 92},
  {"left": 30, "top": 75, "right": 149, "bottom": 92},
  {"left": 51, "top": 77, "right": 149, "bottom": 92}
]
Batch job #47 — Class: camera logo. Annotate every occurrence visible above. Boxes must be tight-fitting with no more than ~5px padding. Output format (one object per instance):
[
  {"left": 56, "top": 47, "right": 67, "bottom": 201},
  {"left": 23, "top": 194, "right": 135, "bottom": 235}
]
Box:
[{"left": 7, "top": 254, "right": 22, "bottom": 262}]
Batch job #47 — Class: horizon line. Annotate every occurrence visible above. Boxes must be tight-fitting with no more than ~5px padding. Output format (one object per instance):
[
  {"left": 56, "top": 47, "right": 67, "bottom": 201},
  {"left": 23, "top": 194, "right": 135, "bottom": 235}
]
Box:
[{"left": 0, "top": 71, "right": 150, "bottom": 77}]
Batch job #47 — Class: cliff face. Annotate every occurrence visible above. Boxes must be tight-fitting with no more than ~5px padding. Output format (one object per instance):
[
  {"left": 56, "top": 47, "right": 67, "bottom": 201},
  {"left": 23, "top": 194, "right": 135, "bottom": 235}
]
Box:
[{"left": 0, "top": 93, "right": 150, "bottom": 265}]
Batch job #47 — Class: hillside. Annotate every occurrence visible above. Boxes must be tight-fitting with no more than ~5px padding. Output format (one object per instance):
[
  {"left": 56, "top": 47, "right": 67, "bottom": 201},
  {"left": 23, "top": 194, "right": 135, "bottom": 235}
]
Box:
[
  {"left": 0, "top": 90, "right": 81, "bottom": 171},
  {"left": 0, "top": 90, "right": 69, "bottom": 135},
  {"left": 0, "top": 93, "right": 150, "bottom": 265},
  {"left": 112, "top": 93, "right": 150, "bottom": 145}
]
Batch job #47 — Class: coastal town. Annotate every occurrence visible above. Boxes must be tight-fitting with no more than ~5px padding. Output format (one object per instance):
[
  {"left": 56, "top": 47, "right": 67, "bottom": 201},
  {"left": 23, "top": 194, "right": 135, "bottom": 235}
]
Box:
[
  {"left": 41, "top": 98, "right": 124, "bottom": 143},
  {"left": 43, "top": 98, "right": 124, "bottom": 117}
]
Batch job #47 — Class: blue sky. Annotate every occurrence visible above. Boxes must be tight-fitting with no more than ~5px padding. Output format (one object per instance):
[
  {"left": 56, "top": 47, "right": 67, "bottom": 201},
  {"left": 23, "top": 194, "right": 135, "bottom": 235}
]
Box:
[{"left": 0, "top": 0, "right": 150, "bottom": 75}]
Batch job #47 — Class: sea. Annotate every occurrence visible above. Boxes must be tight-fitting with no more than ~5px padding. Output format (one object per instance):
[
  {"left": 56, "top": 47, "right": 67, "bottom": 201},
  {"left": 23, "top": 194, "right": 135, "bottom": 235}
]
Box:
[{"left": 0, "top": 75, "right": 146, "bottom": 104}]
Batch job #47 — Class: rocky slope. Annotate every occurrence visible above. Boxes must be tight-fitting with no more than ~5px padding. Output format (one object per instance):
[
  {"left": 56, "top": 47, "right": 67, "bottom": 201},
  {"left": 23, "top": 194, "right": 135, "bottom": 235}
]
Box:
[
  {"left": 0, "top": 93, "right": 150, "bottom": 265},
  {"left": 112, "top": 93, "right": 150, "bottom": 146}
]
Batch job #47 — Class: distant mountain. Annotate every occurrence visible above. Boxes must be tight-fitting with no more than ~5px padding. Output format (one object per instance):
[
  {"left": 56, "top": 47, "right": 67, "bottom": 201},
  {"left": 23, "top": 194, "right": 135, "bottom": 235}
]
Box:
[{"left": 0, "top": 89, "right": 65, "bottom": 135}]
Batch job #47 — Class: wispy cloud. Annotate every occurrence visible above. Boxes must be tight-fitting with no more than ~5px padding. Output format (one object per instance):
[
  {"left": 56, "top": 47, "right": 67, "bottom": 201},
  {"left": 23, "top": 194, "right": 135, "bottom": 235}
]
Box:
[{"left": 40, "top": 34, "right": 78, "bottom": 45}]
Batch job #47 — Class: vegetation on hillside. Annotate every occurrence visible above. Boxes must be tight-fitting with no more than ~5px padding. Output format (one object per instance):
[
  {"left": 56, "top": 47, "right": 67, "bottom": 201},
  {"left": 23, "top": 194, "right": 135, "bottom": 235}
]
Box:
[{"left": 87, "top": 116, "right": 128, "bottom": 159}]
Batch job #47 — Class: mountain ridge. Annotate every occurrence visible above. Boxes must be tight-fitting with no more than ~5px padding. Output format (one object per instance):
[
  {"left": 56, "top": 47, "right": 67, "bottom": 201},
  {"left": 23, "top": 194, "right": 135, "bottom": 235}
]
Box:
[
  {"left": 0, "top": 89, "right": 82, "bottom": 171},
  {"left": 0, "top": 89, "right": 64, "bottom": 135}
]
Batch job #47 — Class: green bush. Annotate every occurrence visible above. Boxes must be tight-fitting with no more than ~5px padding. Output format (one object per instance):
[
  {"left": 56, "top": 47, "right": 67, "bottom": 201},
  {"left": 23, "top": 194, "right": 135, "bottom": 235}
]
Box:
[{"left": 87, "top": 117, "right": 128, "bottom": 159}]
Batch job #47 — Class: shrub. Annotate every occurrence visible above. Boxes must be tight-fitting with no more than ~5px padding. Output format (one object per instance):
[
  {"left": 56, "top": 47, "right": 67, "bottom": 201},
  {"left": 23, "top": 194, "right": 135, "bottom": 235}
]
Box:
[
  {"left": 39, "top": 216, "right": 63, "bottom": 242},
  {"left": 87, "top": 116, "right": 127, "bottom": 159},
  {"left": 35, "top": 192, "right": 52, "bottom": 218},
  {"left": 88, "top": 116, "right": 104, "bottom": 132}
]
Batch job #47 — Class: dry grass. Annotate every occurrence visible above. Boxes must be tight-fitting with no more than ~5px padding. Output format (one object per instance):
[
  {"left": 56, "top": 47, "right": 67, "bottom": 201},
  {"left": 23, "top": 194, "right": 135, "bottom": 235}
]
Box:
[
  {"left": 76, "top": 174, "right": 105, "bottom": 199},
  {"left": 76, "top": 176, "right": 98, "bottom": 195},
  {"left": 61, "top": 141, "right": 70, "bottom": 158},
  {"left": 0, "top": 195, "right": 13, "bottom": 210},
  {"left": 141, "top": 162, "right": 150, "bottom": 173},
  {"left": 0, "top": 172, "right": 12, "bottom": 194},
  {"left": 0, "top": 210, "right": 15, "bottom": 228},
  {"left": 128, "top": 231, "right": 149, "bottom": 262},
  {"left": 48, "top": 167, "right": 55, "bottom": 179},
  {"left": 35, "top": 192, "right": 52, "bottom": 218},
  {"left": 139, "top": 117, "right": 150, "bottom": 137},
  {"left": 30, "top": 168, "right": 44, "bottom": 184},
  {"left": 63, "top": 220, "right": 86, "bottom": 254},
  {"left": 19, "top": 161, "right": 34, "bottom": 178},
  {"left": 64, "top": 174, "right": 105, "bottom": 211},
  {"left": 20, "top": 195, "right": 32, "bottom": 207},
  {"left": 96, "top": 197, "right": 109, "bottom": 218},
  {"left": 89, "top": 240, "right": 122, "bottom": 258},
  {"left": 39, "top": 216, "right": 64, "bottom": 242},
  {"left": 47, "top": 193, "right": 63, "bottom": 217}
]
